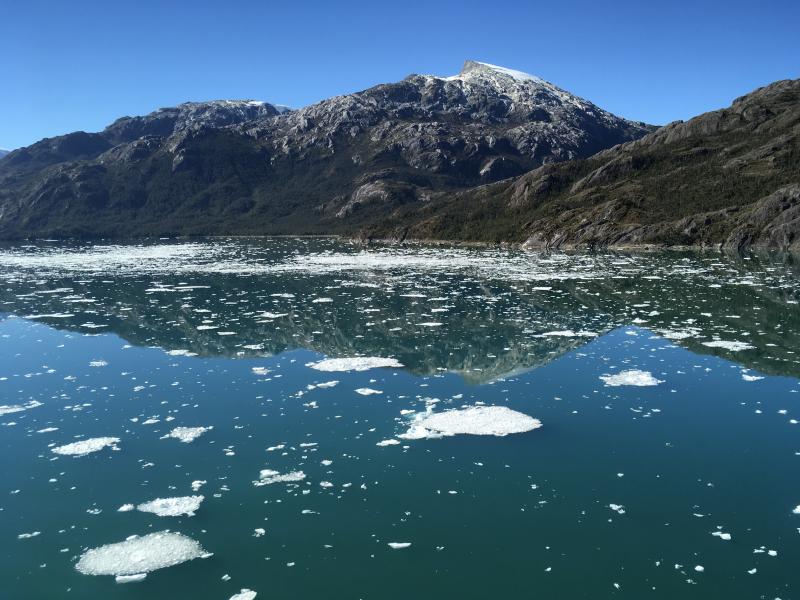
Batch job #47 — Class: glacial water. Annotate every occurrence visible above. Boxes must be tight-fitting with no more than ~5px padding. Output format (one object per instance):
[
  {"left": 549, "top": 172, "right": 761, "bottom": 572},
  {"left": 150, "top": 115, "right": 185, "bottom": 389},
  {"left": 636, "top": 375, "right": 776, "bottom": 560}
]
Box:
[{"left": 1, "top": 239, "right": 799, "bottom": 599}]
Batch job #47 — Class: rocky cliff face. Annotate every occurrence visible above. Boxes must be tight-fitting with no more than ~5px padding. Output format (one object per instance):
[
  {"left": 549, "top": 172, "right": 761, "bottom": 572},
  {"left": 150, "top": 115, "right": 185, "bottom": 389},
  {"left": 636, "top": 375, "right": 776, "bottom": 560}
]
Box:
[
  {"left": 0, "top": 61, "right": 652, "bottom": 239},
  {"left": 361, "top": 78, "right": 800, "bottom": 251}
]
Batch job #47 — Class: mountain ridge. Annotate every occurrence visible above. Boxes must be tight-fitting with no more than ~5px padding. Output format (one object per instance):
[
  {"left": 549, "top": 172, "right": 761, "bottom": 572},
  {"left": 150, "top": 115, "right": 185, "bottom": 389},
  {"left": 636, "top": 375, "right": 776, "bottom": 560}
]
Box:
[
  {"left": 357, "top": 78, "right": 800, "bottom": 251},
  {"left": 0, "top": 61, "right": 652, "bottom": 239}
]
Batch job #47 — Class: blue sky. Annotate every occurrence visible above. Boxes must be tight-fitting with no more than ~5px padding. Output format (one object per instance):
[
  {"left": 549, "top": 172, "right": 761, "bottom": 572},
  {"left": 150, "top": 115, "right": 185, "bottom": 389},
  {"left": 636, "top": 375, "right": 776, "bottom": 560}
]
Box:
[{"left": 1, "top": 0, "right": 798, "bottom": 150}]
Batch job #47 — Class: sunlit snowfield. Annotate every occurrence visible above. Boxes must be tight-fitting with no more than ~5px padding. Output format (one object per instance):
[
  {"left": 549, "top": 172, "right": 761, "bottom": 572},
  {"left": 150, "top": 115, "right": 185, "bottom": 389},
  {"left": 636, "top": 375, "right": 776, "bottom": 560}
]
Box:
[{"left": 1, "top": 239, "right": 800, "bottom": 599}]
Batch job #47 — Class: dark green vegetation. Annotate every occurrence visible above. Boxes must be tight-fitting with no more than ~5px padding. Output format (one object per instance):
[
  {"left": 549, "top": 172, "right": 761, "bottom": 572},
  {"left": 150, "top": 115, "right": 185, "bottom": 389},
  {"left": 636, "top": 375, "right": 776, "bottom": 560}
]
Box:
[{"left": 365, "top": 79, "right": 800, "bottom": 250}]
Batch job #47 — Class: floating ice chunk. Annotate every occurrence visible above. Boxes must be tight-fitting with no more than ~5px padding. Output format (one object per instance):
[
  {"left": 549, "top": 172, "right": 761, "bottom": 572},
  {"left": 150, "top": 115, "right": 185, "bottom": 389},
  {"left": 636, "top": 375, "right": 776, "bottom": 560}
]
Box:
[
  {"left": 116, "top": 573, "right": 147, "bottom": 583},
  {"left": 742, "top": 374, "right": 764, "bottom": 382},
  {"left": 355, "top": 388, "right": 382, "bottom": 396},
  {"left": 399, "top": 406, "right": 541, "bottom": 439},
  {"left": 694, "top": 565, "right": 704, "bottom": 572},
  {"left": 793, "top": 505, "right": 800, "bottom": 515},
  {"left": 599, "top": 370, "right": 663, "bottom": 387},
  {"left": 191, "top": 480, "right": 206, "bottom": 492},
  {"left": 309, "top": 357, "right": 403, "bottom": 372},
  {"left": 711, "top": 531, "right": 732, "bottom": 541},
  {"left": 230, "top": 590, "right": 257, "bottom": 600},
  {"left": 253, "top": 470, "right": 306, "bottom": 486},
  {"left": 18, "top": 531, "right": 41, "bottom": 539},
  {"left": 388, "top": 542, "right": 411, "bottom": 549},
  {"left": 117, "top": 504, "right": 135, "bottom": 512},
  {"left": 36, "top": 427, "right": 58, "bottom": 433},
  {"left": 89, "top": 360, "right": 108, "bottom": 367},
  {"left": 136, "top": 495, "right": 204, "bottom": 517},
  {"left": 0, "top": 400, "right": 43, "bottom": 417},
  {"left": 609, "top": 504, "right": 626, "bottom": 515},
  {"left": 535, "top": 330, "right": 598, "bottom": 338},
  {"left": 376, "top": 439, "right": 401, "bottom": 447},
  {"left": 251, "top": 367, "right": 270, "bottom": 376},
  {"left": 702, "top": 340, "right": 755, "bottom": 352},
  {"left": 162, "top": 426, "right": 212, "bottom": 443},
  {"left": 75, "top": 531, "right": 209, "bottom": 577},
  {"left": 167, "top": 349, "right": 197, "bottom": 357},
  {"left": 314, "top": 380, "right": 339, "bottom": 388},
  {"left": 52, "top": 437, "right": 120, "bottom": 457}
]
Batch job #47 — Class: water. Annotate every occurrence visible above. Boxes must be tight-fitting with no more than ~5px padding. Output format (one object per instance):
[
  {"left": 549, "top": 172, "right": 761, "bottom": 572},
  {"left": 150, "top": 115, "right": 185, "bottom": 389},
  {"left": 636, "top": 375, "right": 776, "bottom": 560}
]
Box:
[{"left": 1, "top": 239, "right": 799, "bottom": 599}]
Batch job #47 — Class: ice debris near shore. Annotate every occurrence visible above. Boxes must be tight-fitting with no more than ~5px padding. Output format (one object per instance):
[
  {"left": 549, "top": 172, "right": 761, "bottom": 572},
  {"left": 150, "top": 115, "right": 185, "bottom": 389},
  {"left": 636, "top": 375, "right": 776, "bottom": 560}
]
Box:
[
  {"left": 161, "top": 426, "right": 213, "bottom": 443},
  {"left": 308, "top": 357, "right": 403, "bottom": 372},
  {"left": 399, "top": 405, "right": 541, "bottom": 439},
  {"left": 52, "top": 436, "right": 120, "bottom": 457},
  {"left": 136, "top": 495, "right": 204, "bottom": 517},
  {"left": 230, "top": 590, "right": 258, "bottom": 600},
  {"left": 75, "top": 531, "right": 209, "bottom": 578},
  {"left": 599, "top": 370, "right": 663, "bottom": 387},
  {"left": 702, "top": 340, "right": 755, "bottom": 352}
]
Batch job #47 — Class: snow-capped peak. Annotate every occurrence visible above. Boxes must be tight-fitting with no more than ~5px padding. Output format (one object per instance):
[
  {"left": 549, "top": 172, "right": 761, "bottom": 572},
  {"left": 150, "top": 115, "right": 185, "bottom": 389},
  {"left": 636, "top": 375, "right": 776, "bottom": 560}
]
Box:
[
  {"left": 461, "top": 60, "right": 544, "bottom": 83},
  {"left": 438, "top": 60, "right": 545, "bottom": 85}
]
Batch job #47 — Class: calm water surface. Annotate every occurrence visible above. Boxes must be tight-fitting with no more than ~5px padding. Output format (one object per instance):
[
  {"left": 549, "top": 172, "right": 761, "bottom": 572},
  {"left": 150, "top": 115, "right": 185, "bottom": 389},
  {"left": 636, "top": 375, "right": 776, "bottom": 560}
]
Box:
[{"left": 0, "top": 239, "right": 799, "bottom": 599}]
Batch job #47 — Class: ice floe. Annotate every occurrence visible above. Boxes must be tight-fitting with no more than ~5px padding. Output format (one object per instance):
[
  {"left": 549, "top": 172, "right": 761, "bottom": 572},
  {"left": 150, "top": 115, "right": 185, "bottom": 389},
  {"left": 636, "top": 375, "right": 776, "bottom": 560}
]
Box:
[
  {"left": 399, "top": 406, "right": 541, "bottom": 439},
  {"left": 52, "top": 437, "right": 120, "bottom": 457},
  {"left": 0, "top": 400, "right": 42, "bottom": 417},
  {"left": 75, "top": 531, "right": 209, "bottom": 577},
  {"left": 388, "top": 542, "right": 411, "bottom": 549},
  {"left": 309, "top": 357, "right": 403, "bottom": 372},
  {"left": 355, "top": 388, "right": 382, "bottom": 396},
  {"left": 136, "top": 495, "right": 204, "bottom": 517},
  {"left": 230, "top": 590, "right": 257, "bottom": 600},
  {"left": 162, "top": 426, "right": 212, "bottom": 443},
  {"left": 701, "top": 340, "right": 755, "bottom": 352},
  {"left": 599, "top": 370, "right": 663, "bottom": 387},
  {"left": 253, "top": 470, "right": 306, "bottom": 486},
  {"left": 376, "top": 439, "right": 401, "bottom": 447}
]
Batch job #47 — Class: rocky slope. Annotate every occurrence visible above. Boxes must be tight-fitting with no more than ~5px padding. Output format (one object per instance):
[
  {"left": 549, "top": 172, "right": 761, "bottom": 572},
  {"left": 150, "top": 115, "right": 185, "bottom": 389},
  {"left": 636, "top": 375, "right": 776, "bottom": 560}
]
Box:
[
  {"left": 0, "top": 61, "right": 651, "bottom": 239},
  {"left": 361, "top": 78, "right": 800, "bottom": 250}
]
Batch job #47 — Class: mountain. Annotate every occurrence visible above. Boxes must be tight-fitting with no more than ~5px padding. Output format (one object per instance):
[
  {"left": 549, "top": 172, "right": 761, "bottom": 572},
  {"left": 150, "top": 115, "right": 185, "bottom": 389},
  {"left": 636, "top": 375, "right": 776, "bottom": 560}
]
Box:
[
  {"left": 0, "top": 61, "right": 652, "bottom": 239},
  {"left": 359, "top": 78, "right": 800, "bottom": 250}
]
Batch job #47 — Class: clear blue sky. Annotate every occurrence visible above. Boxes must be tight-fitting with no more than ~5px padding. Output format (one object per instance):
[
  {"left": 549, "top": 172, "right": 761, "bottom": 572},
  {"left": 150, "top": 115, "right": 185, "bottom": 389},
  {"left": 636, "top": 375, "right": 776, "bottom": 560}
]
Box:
[{"left": 1, "top": 0, "right": 798, "bottom": 150}]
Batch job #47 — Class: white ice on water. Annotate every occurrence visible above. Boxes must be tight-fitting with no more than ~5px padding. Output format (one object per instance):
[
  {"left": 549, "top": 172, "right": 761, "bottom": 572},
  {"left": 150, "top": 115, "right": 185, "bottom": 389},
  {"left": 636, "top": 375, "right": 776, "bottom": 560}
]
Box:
[
  {"left": 253, "top": 470, "right": 306, "bottom": 486},
  {"left": 230, "top": 590, "right": 258, "bottom": 600},
  {"left": 399, "top": 406, "right": 541, "bottom": 439},
  {"left": 309, "top": 357, "right": 403, "bottom": 372},
  {"left": 52, "top": 437, "right": 120, "bottom": 457},
  {"left": 599, "top": 370, "right": 663, "bottom": 387},
  {"left": 162, "top": 426, "right": 213, "bottom": 443},
  {"left": 0, "top": 400, "right": 42, "bottom": 417},
  {"left": 75, "top": 531, "right": 209, "bottom": 577},
  {"left": 136, "top": 495, "right": 204, "bottom": 517},
  {"left": 702, "top": 340, "right": 755, "bottom": 352}
]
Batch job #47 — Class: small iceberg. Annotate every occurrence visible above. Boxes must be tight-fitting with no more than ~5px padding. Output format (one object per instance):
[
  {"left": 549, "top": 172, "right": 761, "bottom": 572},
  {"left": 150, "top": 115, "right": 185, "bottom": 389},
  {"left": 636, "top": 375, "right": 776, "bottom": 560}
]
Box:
[
  {"left": 399, "top": 405, "right": 541, "bottom": 439},
  {"left": 599, "top": 370, "right": 662, "bottom": 387},
  {"left": 161, "top": 426, "right": 212, "bottom": 443},
  {"left": 75, "top": 531, "right": 209, "bottom": 578},
  {"left": 52, "top": 437, "right": 120, "bottom": 457},
  {"left": 309, "top": 357, "right": 403, "bottom": 372},
  {"left": 136, "top": 495, "right": 204, "bottom": 517}
]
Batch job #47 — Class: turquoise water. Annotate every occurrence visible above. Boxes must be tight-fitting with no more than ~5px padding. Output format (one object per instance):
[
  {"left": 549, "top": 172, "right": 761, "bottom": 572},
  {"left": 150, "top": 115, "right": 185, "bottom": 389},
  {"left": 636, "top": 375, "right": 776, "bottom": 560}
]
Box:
[{"left": 0, "top": 240, "right": 799, "bottom": 599}]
